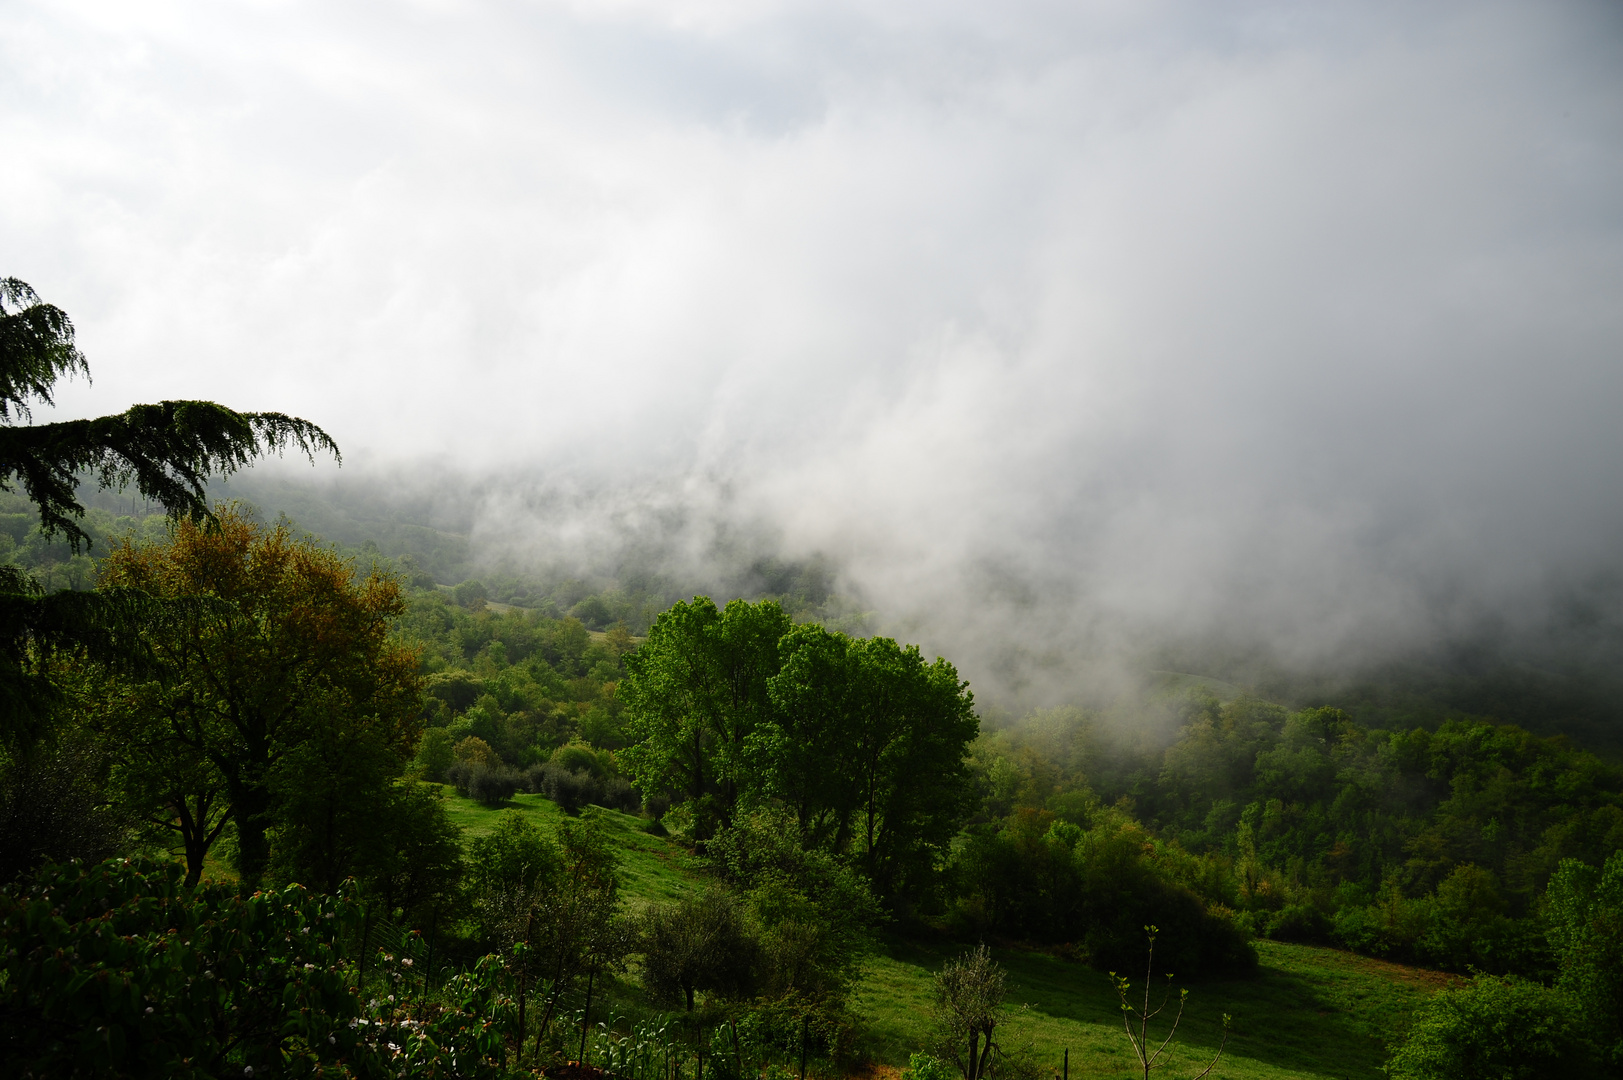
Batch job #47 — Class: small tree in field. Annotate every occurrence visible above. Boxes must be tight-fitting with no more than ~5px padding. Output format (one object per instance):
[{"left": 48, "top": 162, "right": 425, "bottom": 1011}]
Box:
[
  {"left": 932, "top": 944, "right": 1007, "bottom": 1080},
  {"left": 1111, "top": 926, "right": 1229, "bottom": 1080}
]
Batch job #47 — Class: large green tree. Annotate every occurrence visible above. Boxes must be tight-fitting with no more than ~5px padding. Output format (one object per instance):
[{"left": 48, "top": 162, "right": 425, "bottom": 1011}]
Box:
[
  {"left": 619, "top": 597, "right": 789, "bottom": 839},
  {"left": 625, "top": 596, "right": 978, "bottom": 902},
  {"left": 825, "top": 634, "right": 977, "bottom": 898}
]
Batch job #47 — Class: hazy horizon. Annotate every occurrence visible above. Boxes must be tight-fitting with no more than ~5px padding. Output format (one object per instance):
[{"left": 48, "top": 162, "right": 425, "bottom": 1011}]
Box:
[{"left": 7, "top": 0, "right": 1623, "bottom": 707}]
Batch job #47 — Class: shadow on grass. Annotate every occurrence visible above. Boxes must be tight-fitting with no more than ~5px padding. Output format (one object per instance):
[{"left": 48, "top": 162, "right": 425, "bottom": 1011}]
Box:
[{"left": 860, "top": 935, "right": 1434, "bottom": 1080}]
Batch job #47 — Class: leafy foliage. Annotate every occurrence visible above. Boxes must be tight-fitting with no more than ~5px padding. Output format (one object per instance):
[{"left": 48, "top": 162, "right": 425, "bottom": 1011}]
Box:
[
  {"left": 1546, "top": 851, "right": 1623, "bottom": 1070},
  {"left": 1384, "top": 973, "right": 1599, "bottom": 1080},
  {"left": 94, "top": 507, "right": 423, "bottom": 888},
  {"left": 930, "top": 944, "right": 1006, "bottom": 1080},
  {"left": 969, "top": 696, "right": 1623, "bottom": 976},
  {"left": 0, "top": 856, "right": 513, "bottom": 1079}
]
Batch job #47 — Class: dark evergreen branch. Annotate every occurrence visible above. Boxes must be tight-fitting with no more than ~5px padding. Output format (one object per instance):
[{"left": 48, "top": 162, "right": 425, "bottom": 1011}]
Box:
[
  {"left": 0, "top": 278, "right": 89, "bottom": 423},
  {"left": 0, "top": 401, "right": 340, "bottom": 551}
]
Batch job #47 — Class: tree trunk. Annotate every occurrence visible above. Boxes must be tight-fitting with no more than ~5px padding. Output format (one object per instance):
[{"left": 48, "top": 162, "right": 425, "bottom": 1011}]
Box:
[
  {"left": 579, "top": 966, "right": 596, "bottom": 1063},
  {"left": 229, "top": 776, "right": 273, "bottom": 890}
]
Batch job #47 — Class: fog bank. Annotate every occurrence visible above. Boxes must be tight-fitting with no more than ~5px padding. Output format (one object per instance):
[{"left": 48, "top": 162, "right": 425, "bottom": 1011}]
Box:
[{"left": 6, "top": 1, "right": 1623, "bottom": 704}]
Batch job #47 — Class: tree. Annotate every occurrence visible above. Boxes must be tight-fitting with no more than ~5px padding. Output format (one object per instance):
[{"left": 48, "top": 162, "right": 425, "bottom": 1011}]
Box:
[
  {"left": 0, "top": 277, "right": 337, "bottom": 756},
  {"left": 527, "top": 817, "right": 625, "bottom": 1053},
  {"left": 834, "top": 635, "right": 978, "bottom": 900},
  {"left": 931, "top": 944, "right": 1006, "bottom": 1080},
  {"left": 755, "top": 622, "right": 857, "bottom": 850},
  {"left": 705, "top": 808, "right": 882, "bottom": 1007},
  {"left": 1110, "top": 927, "right": 1230, "bottom": 1080},
  {"left": 620, "top": 597, "right": 789, "bottom": 840},
  {"left": 1384, "top": 972, "right": 1598, "bottom": 1080},
  {"left": 95, "top": 507, "right": 420, "bottom": 887},
  {"left": 640, "top": 889, "right": 761, "bottom": 1012},
  {"left": 1546, "top": 851, "right": 1623, "bottom": 1070}
]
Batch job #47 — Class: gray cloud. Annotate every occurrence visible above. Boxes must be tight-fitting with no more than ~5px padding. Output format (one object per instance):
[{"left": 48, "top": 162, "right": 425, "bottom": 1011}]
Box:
[{"left": 5, "top": 0, "right": 1622, "bottom": 700}]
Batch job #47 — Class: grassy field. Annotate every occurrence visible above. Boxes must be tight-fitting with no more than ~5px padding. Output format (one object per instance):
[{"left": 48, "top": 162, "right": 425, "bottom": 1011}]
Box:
[
  {"left": 435, "top": 785, "right": 705, "bottom": 907},
  {"left": 854, "top": 936, "right": 1450, "bottom": 1080},
  {"left": 437, "top": 787, "right": 1447, "bottom": 1079}
]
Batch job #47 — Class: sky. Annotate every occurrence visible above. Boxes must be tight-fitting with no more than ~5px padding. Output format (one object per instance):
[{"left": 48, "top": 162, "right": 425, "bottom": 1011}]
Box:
[{"left": 4, "top": 0, "right": 1623, "bottom": 697}]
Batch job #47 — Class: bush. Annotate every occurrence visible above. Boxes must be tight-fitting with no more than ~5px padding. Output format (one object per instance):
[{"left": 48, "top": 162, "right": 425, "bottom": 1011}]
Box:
[
  {"left": 411, "top": 726, "right": 457, "bottom": 783},
  {"left": 527, "top": 761, "right": 603, "bottom": 814},
  {"left": 453, "top": 734, "right": 501, "bottom": 769},
  {"left": 1385, "top": 973, "right": 1600, "bottom": 1079},
  {"left": 902, "top": 1052, "right": 955, "bottom": 1080},
  {"left": 1265, "top": 902, "right": 1332, "bottom": 944},
  {"left": 640, "top": 890, "right": 761, "bottom": 1010},
  {"left": 601, "top": 775, "right": 641, "bottom": 812},
  {"left": 447, "top": 761, "right": 519, "bottom": 805},
  {"left": 551, "top": 741, "right": 609, "bottom": 778},
  {"left": 0, "top": 856, "right": 516, "bottom": 1079},
  {"left": 948, "top": 809, "right": 1255, "bottom": 976},
  {"left": 470, "top": 767, "right": 519, "bottom": 805}
]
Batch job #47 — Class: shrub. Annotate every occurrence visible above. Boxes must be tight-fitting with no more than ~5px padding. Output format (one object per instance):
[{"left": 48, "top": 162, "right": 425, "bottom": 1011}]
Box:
[
  {"left": 1385, "top": 973, "right": 1599, "bottom": 1080},
  {"left": 453, "top": 578, "right": 488, "bottom": 609},
  {"left": 0, "top": 856, "right": 516, "bottom": 1079},
  {"left": 931, "top": 944, "right": 1006, "bottom": 1080},
  {"left": 447, "top": 761, "right": 519, "bottom": 805},
  {"left": 903, "top": 1052, "right": 955, "bottom": 1080},
  {"left": 1547, "top": 852, "right": 1623, "bottom": 1069},
  {"left": 411, "top": 726, "right": 457, "bottom": 783},
  {"left": 1265, "top": 902, "right": 1332, "bottom": 944},
  {"left": 453, "top": 734, "right": 501, "bottom": 769},
  {"left": 640, "top": 890, "right": 761, "bottom": 1011},
  {"left": 551, "top": 741, "right": 608, "bottom": 778},
  {"left": 469, "top": 766, "right": 519, "bottom": 805},
  {"left": 528, "top": 762, "right": 603, "bottom": 814},
  {"left": 601, "top": 775, "right": 641, "bottom": 812}
]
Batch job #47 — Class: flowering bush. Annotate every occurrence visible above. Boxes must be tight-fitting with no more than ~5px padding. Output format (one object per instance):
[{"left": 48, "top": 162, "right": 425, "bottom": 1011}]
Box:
[{"left": 0, "top": 857, "right": 519, "bottom": 1078}]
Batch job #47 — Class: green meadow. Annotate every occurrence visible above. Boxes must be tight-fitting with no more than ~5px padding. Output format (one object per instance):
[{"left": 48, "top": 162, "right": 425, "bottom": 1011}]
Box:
[
  {"left": 436, "top": 786, "right": 1447, "bottom": 1080},
  {"left": 434, "top": 785, "right": 707, "bottom": 908}
]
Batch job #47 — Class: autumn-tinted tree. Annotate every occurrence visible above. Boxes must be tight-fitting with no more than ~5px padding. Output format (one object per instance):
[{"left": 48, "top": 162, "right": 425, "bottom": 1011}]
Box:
[{"left": 95, "top": 507, "right": 420, "bottom": 887}]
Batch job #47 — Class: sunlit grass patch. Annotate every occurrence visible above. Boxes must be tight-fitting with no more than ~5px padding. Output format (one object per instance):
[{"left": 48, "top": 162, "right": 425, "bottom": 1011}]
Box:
[
  {"left": 854, "top": 936, "right": 1444, "bottom": 1080},
  {"left": 433, "top": 784, "right": 704, "bottom": 907}
]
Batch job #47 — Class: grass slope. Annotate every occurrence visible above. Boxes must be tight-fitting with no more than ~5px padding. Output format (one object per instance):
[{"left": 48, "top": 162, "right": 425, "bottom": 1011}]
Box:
[
  {"left": 436, "top": 786, "right": 705, "bottom": 908},
  {"left": 439, "top": 787, "right": 1444, "bottom": 1078},
  {"left": 856, "top": 937, "right": 1449, "bottom": 1080}
]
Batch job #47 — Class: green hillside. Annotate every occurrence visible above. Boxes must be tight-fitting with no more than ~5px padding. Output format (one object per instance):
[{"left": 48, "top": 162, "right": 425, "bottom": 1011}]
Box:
[
  {"left": 435, "top": 786, "right": 1443, "bottom": 1080},
  {"left": 436, "top": 787, "right": 705, "bottom": 908},
  {"left": 856, "top": 938, "right": 1447, "bottom": 1080}
]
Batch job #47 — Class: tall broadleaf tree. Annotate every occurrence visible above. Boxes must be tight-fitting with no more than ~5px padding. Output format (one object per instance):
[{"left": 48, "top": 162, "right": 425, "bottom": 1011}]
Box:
[
  {"left": 96, "top": 508, "right": 422, "bottom": 889},
  {"left": 0, "top": 277, "right": 338, "bottom": 756},
  {"left": 620, "top": 597, "right": 789, "bottom": 840}
]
